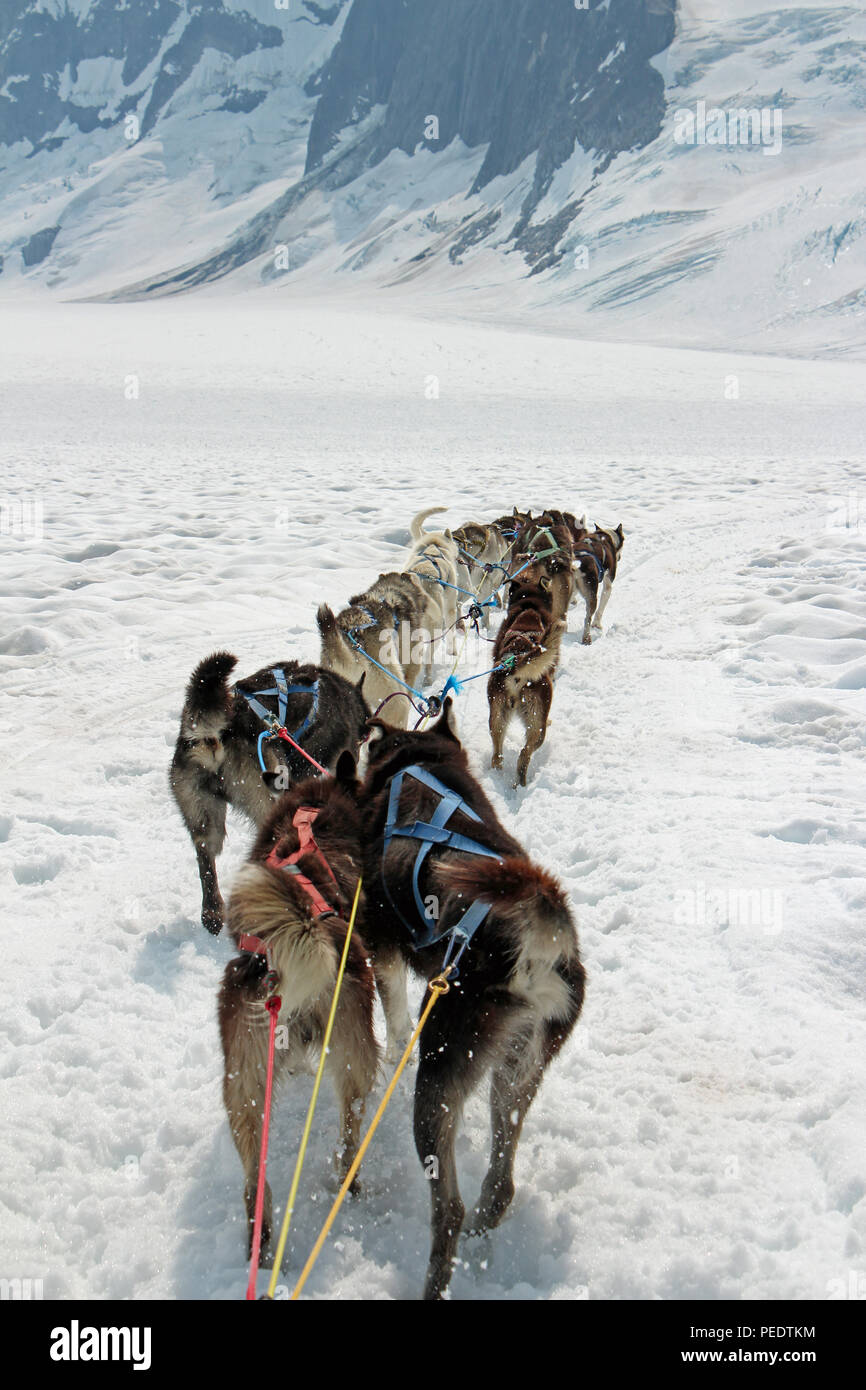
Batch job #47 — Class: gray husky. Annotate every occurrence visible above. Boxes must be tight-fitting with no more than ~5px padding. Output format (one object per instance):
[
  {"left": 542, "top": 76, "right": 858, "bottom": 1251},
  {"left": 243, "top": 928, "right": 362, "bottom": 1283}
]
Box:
[{"left": 317, "top": 571, "right": 434, "bottom": 729}]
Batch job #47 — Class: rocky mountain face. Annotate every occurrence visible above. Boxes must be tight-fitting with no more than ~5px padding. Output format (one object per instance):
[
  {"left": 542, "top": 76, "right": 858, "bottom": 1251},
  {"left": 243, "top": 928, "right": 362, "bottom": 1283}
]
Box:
[
  {"left": 0, "top": 0, "right": 284, "bottom": 150},
  {"left": 307, "top": 0, "right": 674, "bottom": 191},
  {"left": 0, "top": 0, "right": 674, "bottom": 277},
  {"left": 1, "top": 1, "right": 863, "bottom": 356},
  {"left": 305, "top": 0, "right": 675, "bottom": 267}
]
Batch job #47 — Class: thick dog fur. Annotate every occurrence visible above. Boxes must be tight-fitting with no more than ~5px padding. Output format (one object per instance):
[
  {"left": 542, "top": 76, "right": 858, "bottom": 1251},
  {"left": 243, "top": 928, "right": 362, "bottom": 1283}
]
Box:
[
  {"left": 513, "top": 510, "right": 575, "bottom": 580},
  {"left": 220, "top": 761, "right": 379, "bottom": 1259},
  {"left": 490, "top": 508, "right": 533, "bottom": 539},
  {"left": 170, "top": 652, "right": 368, "bottom": 933},
  {"left": 566, "top": 517, "right": 625, "bottom": 642},
  {"left": 353, "top": 704, "right": 585, "bottom": 1299},
  {"left": 452, "top": 521, "right": 514, "bottom": 628},
  {"left": 317, "top": 580, "right": 426, "bottom": 728},
  {"left": 403, "top": 505, "right": 462, "bottom": 639},
  {"left": 488, "top": 578, "right": 567, "bottom": 786},
  {"left": 356, "top": 569, "right": 440, "bottom": 688}
]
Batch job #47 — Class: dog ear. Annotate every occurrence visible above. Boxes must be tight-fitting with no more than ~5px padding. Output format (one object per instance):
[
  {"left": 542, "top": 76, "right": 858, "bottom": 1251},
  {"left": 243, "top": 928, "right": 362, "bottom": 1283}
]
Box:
[
  {"left": 434, "top": 696, "right": 460, "bottom": 742},
  {"left": 334, "top": 750, "right": 357, "bottom": 787},
  {"left": 616, "top": 523, "right": 624, "bottom": 540},
  {"left": 364, "top": 716, "right": 393, "bottom": 747}
]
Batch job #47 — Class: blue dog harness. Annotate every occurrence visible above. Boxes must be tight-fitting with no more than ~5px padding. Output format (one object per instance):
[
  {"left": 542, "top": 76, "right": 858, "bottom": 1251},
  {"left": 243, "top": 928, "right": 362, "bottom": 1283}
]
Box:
[
  {"left": 236, "top": 668, "right": 320, "bottom": 740},
  {"left": 382, "top": 763, "right": 502, "bottom": 970},
  {"left": 236, "top": 670, "right": 321, "bottom": 772},
  {"left": 573, "top": 549, "right": 606, "bottom": 584},
  {"left": 412, "top": 552, "right": 477, "bottom": 602}
]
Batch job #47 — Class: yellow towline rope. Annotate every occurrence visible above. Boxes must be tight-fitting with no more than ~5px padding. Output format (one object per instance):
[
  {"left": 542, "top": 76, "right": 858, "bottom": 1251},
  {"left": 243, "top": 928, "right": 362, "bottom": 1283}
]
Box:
[
  {"left": 263, "top": 874, "right": 363, "bottom": 1299},
  {"left": 289, "top": 968, "right": 453, "bottom": 1301}
]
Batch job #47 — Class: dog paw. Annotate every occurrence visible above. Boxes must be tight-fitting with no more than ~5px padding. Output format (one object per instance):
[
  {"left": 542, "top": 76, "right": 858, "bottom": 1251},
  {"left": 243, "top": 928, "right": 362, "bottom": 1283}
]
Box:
[
  {"left": 334, "top": 1156, "right": 365, "bottom": 1198},
  {"left": 581, "top": 634, "right": 592, "bottom": 646},
  {"left": 202, "top": 906, "right": 224, "bottom": 935},
  {"left": 470, "top": 1186, "right": 514, "bottom": 1234},
  {"left": 246, "top": 1205, "right": 272, "bottom": 1260}
]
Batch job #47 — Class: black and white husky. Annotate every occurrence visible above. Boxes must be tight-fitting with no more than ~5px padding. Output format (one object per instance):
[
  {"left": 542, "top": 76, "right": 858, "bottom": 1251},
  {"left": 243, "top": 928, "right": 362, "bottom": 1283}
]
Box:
[{"left": 170, "top": 652, "right": 367, "bottom": 933}]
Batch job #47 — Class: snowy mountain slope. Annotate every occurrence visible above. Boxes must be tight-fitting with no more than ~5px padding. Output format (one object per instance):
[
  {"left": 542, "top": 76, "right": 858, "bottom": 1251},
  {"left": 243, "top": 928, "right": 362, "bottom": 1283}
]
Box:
[
  {"left": 0, "top": 1, "right": 348, "bottom": 291},
  {"left": 1, "top": 300, "right": 865, "bottom": 1299},
  {"left": 0, "top": 1, "right": 864, "bottom": 356}
]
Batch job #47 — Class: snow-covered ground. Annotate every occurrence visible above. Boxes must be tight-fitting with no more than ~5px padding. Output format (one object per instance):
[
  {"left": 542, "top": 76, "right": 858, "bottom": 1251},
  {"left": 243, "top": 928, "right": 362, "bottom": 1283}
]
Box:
[{"left": 1, "top": 297, "right": 865, "bottom": 1300}]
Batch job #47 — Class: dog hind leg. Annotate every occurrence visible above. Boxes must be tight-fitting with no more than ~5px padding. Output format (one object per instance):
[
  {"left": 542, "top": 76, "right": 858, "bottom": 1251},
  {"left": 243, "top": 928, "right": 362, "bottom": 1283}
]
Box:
[
  {"left": 328, "top": 978, "right": 380, "bottom": 1190},
  {"left": 219, "top": 966, "right": 275, "bottom": 1257},
  {"left": 195, "top": 830, "right": 225, "bottom": 935},
  {"left": 171, "top": 767, "right": 228, "bottom": 933},
  {"left": 474, "top": 958, "right": 585, "bottom": 1233},
  {"left": 374, "top": 947, "right": 415, "bottom": 1063},
  {"left": 514, "top": 683, "right": 550, "bottom": 788},
  {"left": 582, "top": 575, "right": 598, "bottom": 645},
  {"left": 592, "top": 573, "right": 613, "bottom": 630},
  {"left": 471, "top": 1029, "right": 546, "bottom": 1233},
  {"left": 414, "top": 1006, "right": 489, "bottom": 1300},
  {"left": 488, "top": 685, "right": 509, "bottom": 771}
]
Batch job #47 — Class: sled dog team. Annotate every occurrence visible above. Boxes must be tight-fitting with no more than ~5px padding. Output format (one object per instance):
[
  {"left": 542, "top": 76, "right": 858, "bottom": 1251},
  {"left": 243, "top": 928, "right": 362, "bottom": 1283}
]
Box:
[{"left": 171, "top": 505, "right": 624, "bottom": 1299}]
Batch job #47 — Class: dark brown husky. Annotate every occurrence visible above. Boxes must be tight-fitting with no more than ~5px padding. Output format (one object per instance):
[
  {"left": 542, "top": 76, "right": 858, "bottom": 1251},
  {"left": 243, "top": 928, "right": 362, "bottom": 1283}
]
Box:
[
  {"left": 488, "top": 578, "right": 567, "bottom": 787},
  {"left": 220, "top": 758, "right": 379, "bottom": 1257},
  {"left": 513, "top": 509, "right": 575, "bottom": 578},
  {"left": 354, "top": 704, "right": 585, "bottom": 1299}
]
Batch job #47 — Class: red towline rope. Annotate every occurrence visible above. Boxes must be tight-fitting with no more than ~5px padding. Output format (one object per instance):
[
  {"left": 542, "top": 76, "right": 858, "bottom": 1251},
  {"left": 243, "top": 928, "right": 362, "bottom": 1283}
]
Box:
[
  {"left": 245, "top": 993, "right": 282, "bottom": 1301},
  {"left": 275, "top": 726, "right": 327, "bottom": 776}
]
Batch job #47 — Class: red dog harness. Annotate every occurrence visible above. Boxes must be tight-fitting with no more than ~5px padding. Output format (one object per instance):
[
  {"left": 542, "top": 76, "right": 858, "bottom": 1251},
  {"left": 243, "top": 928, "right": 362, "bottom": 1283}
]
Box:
[{"left": 238, "top": 806, "right": 341, "bottom": 961}]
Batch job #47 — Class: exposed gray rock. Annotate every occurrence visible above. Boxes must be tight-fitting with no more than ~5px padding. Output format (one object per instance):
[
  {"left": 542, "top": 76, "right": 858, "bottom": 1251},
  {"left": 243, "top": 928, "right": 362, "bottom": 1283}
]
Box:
[
  {"left": 307, "top": 0, "right": 676, "bottom": 222},
  {"left": 21, "top": 225, "right": 59, "bottom": 266},
  {"left": 0, "top": 1, "right": 283, "bottom": 150}
]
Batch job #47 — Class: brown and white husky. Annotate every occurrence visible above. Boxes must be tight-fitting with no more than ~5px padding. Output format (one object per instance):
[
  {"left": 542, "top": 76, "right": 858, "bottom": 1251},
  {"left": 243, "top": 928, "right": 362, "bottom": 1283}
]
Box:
[
  {"left": 354, "top": 704, "right": 585, "bottom": 1299},
  {"left": 487, "top": 578, "right": 567, "bottom": 787},
  {"left": 219, "top": 759, "right": 379, "bottom": 1258}
]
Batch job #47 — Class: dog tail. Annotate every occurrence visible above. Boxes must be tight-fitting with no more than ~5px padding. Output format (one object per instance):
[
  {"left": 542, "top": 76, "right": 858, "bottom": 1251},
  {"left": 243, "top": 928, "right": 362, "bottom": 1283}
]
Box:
[
  {"left": 317, "top": 603, "right": 343, "bottom": 668},
  {"left": 409, "top": 506, "right": 447, "bottom": 542},
  {"left": 182, "top": 651, "right": 237, "bottom": 727},
  {"left": 437, "top": 855, "right": 563, "bottom": 914},
  {"left": 227, "top": 862, "right": 341, "bottom": 1016},
  {"left": 433, "top": 856, "right": 583, "bottom": 1011}
]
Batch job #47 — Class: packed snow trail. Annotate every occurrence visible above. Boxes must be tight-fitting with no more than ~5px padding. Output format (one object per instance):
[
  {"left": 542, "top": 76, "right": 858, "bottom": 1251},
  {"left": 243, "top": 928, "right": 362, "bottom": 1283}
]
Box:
[{"left": 1, "top": 301, "right": 864, "bottom": 1300}]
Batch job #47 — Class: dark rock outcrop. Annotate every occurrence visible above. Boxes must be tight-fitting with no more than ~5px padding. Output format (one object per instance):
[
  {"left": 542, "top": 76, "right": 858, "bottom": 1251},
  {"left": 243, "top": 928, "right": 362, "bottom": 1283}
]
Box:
[
  {"left": 0, "top": 0, "right": 282, "bottom": 150},
  {"left": 22, "top": 225, "right": 59, "bottom": 266},
  {"left": 307, "top": 0, "right": 676, "bottom": 219}
]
